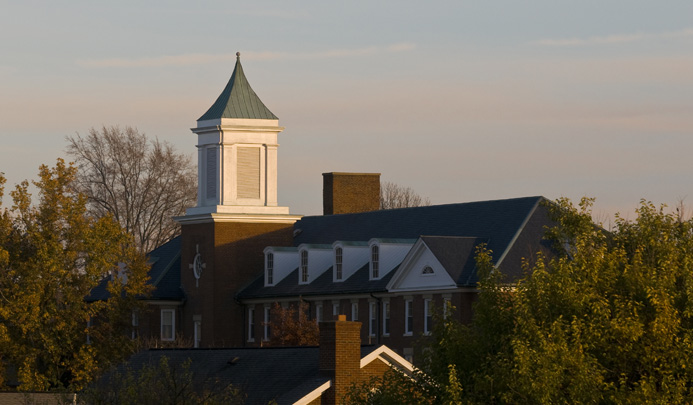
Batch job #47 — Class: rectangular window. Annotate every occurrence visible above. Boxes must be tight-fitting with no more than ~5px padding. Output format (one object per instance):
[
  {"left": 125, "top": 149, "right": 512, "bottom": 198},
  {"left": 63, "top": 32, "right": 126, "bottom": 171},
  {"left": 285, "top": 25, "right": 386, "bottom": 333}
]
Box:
[
  {"left": 300, "top": 250, "right": 309, "bottom": 283},
  {"left": 351, "top": 302, "right": 358, "bottom": 321},
  {"left": 383, "top": 301, "right": 390, "bottom": 336},
  {"left": 316, "top": 304, "right": 323, "bottom": 323},
  {"left": 248, "top": 307, "right": 255, "bottom": 341},
  {"left": 161, "top": 309, "right": 175, "bottom": 341},
  {"left": 369, "top": 302, "right": 377, "bottom": 337},
  {"left": 237, "top": 147, "right": 260, "bottom": 199},
  {"left": 405, "top": 299, "right": 413, "bottom": 335},
  {"left": 264, "top": 306, "right": 271, "bottom": 341},
  {"left": 335, "top": 247, "right": 343, "bottom": 280},
  {"left": 333, "top": 302, "right": 339, "bottom": 317},
  {"left": 194, "top": 320, "right": 201, "bottom": 348},
  {"left": 266, "top": 253, "right": 274, "bottom": 285},
  {"left": 443, "top": 298, "right": 451, "bottom": 318},
  {"left": 206, "top": 148, "right": 216, "bottom": 200},
  {"left": 424, "top": 299, "right": 433, "bottom": 335}
]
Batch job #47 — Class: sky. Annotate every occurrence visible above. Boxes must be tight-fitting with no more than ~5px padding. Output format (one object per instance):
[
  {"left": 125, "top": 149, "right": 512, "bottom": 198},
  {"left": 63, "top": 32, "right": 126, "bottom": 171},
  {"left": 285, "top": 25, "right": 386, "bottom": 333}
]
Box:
[{"left": 1, "top": 1, "right": 692, "bottom": 222}]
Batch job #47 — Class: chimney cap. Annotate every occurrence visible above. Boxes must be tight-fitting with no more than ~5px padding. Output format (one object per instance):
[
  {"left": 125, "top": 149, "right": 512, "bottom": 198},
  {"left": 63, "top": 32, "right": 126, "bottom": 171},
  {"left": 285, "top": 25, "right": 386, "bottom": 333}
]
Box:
[{"left": 337, "top": 314, "right": 346, "bottom": 321}]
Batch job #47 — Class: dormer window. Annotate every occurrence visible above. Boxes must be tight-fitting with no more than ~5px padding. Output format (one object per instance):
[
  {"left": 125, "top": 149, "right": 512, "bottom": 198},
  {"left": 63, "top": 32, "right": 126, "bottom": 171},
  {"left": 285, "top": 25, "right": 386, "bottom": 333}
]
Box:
[
  {"left": 371, "top": 245, "right": 380, "bottom": 279},
  {"left": 335, "top": 247, "right": 343, "bottom": 280},
  {"left": 266, "top": 253, "right": 274, "bottom": 285},
  {"left": 300, "top": 250, "right": 309, "bottom": 283},
  {"left": 422, "top": 265, "right": 434, "bottom": 275}
]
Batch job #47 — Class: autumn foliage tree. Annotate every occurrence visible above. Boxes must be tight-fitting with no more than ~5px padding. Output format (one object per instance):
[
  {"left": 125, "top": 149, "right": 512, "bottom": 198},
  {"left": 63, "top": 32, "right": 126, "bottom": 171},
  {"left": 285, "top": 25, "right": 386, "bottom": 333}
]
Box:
[
  {"left": 267, "top": 302, "right": 319, "bottom": 346},
  {"left": 66, "top": 126, "right": 196, "bottom": 253},
  {"left": 0, "top": 160, "right": 150, "bottom": 391},
  {"left": 356, "top": 197, "right": 693, "bottom": 403}
]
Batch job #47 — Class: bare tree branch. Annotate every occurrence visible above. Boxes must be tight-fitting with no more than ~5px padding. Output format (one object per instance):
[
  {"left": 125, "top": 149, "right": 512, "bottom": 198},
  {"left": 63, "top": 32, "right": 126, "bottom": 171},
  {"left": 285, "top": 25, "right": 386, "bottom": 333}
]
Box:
[
  {"left": 380, "top": 181, "right": 431, "bottom": 210},
  {"left": 66, "top": 126, "right": 196, "bottom": 253}
]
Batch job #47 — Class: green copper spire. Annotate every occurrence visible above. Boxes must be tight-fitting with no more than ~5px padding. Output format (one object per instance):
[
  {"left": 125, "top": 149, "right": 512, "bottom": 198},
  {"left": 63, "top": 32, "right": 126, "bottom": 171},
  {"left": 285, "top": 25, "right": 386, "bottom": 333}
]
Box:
[{"left": 198, "top": 52, "right": 278, "bottom": 121}]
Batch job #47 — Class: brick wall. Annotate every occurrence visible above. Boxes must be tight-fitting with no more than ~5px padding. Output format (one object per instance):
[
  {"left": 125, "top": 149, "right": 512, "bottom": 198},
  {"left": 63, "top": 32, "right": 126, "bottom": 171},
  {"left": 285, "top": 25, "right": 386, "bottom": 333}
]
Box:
[
  {"left": 181, "top": 221, "right": 294, "bottom": 347},
  {"left": 322, "top": 172, "right": 380, "bottom": 215}
]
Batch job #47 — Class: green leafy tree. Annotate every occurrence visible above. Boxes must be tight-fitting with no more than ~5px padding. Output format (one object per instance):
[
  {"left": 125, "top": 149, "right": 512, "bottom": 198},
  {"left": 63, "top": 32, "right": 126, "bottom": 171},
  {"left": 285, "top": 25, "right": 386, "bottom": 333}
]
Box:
[
  {"left": 353, "top": 197, "right": 693, "bottom": 404},
  {"left": 0, "top": 160, "right": 151, "bottom": 391}
]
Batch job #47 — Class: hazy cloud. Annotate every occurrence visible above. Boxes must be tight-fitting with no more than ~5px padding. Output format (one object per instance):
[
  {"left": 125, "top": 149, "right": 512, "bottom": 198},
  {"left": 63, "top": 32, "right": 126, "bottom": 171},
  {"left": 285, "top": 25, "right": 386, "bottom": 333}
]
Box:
[
  {"left": 77, "top": 43, "right": 417, "bottom": 68},
  {"left": 532, "top": 27, "right": 693, "bottom": 46}
]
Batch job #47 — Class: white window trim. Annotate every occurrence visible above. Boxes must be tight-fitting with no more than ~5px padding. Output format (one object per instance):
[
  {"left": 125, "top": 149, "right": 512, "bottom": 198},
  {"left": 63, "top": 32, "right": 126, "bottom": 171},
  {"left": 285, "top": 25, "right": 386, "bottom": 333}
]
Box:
[
  {"left": 351, "top": 302, "right": 358, "bottom": 321},
  {"left": 404, "top": 299, "right": 413, "bottom": 336},
  {"left": 266, "top": 253, "right": 274, "bottom": 286},
  {"left": 300, "top": 250, "right": 309, "bottom": 284},
  {"left": 161, "top": 309, "right": 175, "bottom": 342},
  {"left": 382, "top": 301, "right": 390, "bottom": 336},
  {"left": 316, "top": 304, "right": 323, "bottom": 323},
  {"left": 332, "top": 302, "right": 339, "bottom": 317},
  {"left": 370, "top": 245, "right": 380, "bottom": 280}
]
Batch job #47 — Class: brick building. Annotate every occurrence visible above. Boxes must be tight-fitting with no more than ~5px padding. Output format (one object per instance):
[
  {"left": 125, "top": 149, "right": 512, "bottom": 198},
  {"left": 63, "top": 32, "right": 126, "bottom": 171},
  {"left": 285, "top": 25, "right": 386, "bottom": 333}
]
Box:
[{"left": 94, "top": 53, "right": 555, "bottom": 361}]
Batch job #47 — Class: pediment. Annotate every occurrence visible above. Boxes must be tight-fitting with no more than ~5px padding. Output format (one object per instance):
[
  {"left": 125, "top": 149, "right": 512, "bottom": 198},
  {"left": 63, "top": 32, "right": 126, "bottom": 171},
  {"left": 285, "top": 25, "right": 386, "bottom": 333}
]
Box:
[{"left": 387, "top": 239, "right": 457, "bottom": 292}]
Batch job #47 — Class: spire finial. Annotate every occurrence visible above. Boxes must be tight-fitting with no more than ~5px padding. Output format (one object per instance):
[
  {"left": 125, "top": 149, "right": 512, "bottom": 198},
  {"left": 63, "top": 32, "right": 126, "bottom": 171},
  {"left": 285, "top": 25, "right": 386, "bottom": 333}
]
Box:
[{"left": 236, "top": 52, "right": 240, "bottom": 60}]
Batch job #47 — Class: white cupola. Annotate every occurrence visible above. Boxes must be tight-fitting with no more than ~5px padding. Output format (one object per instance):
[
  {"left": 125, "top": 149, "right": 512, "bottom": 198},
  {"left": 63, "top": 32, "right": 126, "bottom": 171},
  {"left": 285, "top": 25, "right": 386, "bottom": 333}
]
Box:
[{"left": 186, "top": 52, "right": 289, "bottom": 216}]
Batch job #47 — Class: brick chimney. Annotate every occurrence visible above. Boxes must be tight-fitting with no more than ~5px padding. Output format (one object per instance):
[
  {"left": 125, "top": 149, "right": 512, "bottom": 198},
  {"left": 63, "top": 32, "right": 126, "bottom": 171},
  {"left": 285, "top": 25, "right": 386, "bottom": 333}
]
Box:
[
  {"left": 319, "top": 315, "right": 362, "bottom": 404},
  {"left": 323, "top": 172, "right": 380, "bottom": 215}
]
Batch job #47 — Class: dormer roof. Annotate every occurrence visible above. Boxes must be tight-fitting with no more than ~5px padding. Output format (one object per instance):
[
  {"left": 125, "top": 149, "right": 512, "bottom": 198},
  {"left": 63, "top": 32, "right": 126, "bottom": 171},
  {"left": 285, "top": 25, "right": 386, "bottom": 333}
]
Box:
[{"left": 198, "top": 52, "right": 278, "bottom": 121}]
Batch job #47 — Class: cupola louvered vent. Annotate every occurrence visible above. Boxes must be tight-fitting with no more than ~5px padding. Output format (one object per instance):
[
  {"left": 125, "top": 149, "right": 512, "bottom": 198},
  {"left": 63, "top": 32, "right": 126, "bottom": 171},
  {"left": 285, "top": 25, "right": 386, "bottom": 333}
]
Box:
[{"left": 237, "top": 147, "right": 260, "bottom": 199}]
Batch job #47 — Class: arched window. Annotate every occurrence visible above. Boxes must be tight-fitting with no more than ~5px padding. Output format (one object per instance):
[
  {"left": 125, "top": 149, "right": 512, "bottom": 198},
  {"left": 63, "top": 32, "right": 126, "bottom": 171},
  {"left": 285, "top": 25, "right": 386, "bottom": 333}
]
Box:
[
  {"left": 422, "top": 265, "right": 434, "bottom": 275},
  {"left": 266, "top": 253, "right": 274, "bottom": 285},
  {"left": 371, "top": 245, "right": 380, "bottom": 279},
  {"left": 300, "top": 250, "right": 309, "bottom": 283},
  {"left": 335, "top": 247, "right": 343, "bottom": 280}
]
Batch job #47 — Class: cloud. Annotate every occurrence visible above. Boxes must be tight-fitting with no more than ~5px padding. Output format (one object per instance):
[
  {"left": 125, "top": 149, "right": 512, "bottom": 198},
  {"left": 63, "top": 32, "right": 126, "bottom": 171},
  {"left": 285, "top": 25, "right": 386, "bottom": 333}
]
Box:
[
  {"left": 532, "top": 27, "right": 693, "bottom": 47},
  {"left": 77, "top": 43, "right": 417, "bottom": 68}
]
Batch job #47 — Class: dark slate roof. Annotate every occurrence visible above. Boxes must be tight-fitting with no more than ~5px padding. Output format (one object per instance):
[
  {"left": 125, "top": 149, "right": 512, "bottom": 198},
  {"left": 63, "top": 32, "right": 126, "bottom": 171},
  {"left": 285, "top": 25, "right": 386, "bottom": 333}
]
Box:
[
  {"left": 293, "top": 196, "right": 544, "bottom": 264},
  {"left": 238, "top": 262, "right": 397, "bottom": 300},
  {"left": 87, "top": 236, "right": 183, "bottom": 302},
  {"left": 198, "top": 53, "right": 278, "bottom": 121},
  {"left": 421, "top": 236, "right": 488, "bottom": 286},
  {"left": 114, "top": 345, "right": 381, "bottom": 405}
]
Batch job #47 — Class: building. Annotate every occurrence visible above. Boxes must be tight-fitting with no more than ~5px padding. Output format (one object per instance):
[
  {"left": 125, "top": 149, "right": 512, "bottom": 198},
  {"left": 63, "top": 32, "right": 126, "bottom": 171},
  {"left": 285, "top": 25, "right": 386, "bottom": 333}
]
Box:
[
  {"left": 113, "top": 316, "right": 413, "bottom": 404},
  {"left": 100, "top": 53, "right": 555, "bottom": 358}
]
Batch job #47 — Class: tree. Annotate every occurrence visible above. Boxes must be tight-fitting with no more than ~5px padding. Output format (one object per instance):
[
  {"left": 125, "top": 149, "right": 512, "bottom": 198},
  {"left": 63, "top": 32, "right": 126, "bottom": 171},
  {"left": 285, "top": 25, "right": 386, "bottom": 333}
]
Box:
[
  {"left": 357, "top": 197, "right": 693, "bottom": 403},
  {"left": 266, "top": 302, "right": 319, "bottom": 346},
  {"left": 379, "top": 181, "right": 430, "bottom": 210},
  {"left": 66, "top": 126, "right": 196, "bottom": 253},
  {"left": 0, "top": 160, "right": 151, "bottom": 391}
]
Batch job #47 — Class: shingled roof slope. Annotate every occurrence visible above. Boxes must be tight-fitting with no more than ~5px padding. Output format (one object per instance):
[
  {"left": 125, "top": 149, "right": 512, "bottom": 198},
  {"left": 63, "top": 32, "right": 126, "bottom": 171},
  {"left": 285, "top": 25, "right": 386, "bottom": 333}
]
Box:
[
  {"left": 87, "top": 236, "right": 183, "bottom": 302},
  {"left": 292, "top": 196, "right": 544, "bottom": 265},
  {"left": 116, "top": 346, "right": 381, "bottom": 405}
]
